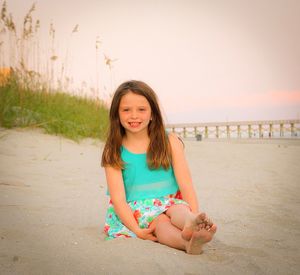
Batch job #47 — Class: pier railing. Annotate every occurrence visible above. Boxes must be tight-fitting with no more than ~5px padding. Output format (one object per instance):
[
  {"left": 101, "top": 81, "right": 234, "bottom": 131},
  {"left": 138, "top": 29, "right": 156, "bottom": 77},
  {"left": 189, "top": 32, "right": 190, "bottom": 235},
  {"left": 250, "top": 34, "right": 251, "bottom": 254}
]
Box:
[{"left": 166, "top": 119, "right": 300, "bottom": 139}]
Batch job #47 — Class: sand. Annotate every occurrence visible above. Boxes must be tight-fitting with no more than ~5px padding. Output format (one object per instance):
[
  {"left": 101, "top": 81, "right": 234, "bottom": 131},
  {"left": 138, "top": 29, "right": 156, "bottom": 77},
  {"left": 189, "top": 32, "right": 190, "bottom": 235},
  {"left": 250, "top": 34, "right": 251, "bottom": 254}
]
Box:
[{"left": 0, "top": 127, "right": 300, "bottom": 275}]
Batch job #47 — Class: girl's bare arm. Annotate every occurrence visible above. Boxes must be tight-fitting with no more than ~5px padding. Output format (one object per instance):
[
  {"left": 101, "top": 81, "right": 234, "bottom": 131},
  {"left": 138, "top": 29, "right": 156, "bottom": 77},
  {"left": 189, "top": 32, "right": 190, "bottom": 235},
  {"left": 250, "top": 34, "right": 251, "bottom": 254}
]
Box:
[
  {"left": 169, "top": 133, "right": 200, "bottom": 213},
  {"left": 105, "top": 166, "right": 157, "bottom": 240}
]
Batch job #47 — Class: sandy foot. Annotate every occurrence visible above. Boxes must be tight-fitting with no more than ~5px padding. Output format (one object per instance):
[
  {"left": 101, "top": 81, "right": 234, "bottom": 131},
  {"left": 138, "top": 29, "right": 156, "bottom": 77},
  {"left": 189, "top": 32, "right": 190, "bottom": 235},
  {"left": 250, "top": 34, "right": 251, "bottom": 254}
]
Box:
[
  {"left": 181, "top": 212, "right": 209, "bottom": 241},
  {"left": 185, "top": 224, "right": 217, "bottom": 255}
]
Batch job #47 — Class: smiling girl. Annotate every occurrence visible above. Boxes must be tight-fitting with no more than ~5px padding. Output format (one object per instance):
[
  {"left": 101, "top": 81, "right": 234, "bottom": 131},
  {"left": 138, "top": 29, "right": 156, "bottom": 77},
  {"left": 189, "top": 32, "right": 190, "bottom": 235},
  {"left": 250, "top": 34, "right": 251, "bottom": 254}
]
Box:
[{"left": 101, "top": 80, "right": 216, "bottom": 254}]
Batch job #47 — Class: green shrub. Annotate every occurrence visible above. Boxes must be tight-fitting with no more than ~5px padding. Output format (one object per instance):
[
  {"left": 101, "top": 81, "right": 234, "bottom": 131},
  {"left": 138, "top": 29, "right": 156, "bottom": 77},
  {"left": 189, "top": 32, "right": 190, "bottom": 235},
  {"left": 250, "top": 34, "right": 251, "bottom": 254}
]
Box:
[{"left": 0, "top": 79, "right": 109, "bottom": 141}]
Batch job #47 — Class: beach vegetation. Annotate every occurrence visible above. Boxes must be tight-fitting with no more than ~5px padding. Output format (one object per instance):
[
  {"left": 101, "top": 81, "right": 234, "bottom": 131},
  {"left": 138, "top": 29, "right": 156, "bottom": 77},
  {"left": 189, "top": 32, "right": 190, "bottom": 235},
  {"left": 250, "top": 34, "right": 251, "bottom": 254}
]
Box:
[
  {"left": 0, "top": 74, "right": 109, "bottom": 141},
  {"left": 0, "top": 1, "right": 109, "bottom": 141}
]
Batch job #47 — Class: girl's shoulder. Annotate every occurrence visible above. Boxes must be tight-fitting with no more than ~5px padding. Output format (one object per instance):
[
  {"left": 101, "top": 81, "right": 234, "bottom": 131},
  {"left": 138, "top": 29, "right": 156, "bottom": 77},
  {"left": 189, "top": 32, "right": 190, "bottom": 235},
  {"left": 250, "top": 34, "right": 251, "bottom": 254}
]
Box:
[{"left": 167, "top": 132, "right": 185, "bottom": 150}]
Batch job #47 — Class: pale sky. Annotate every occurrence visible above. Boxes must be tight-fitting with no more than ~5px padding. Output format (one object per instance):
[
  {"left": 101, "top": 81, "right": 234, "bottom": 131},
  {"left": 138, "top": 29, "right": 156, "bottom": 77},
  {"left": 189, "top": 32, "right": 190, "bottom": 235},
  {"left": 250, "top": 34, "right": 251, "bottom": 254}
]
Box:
[{"left": 3, "top": 0, "right": 300, "bottom": 123}]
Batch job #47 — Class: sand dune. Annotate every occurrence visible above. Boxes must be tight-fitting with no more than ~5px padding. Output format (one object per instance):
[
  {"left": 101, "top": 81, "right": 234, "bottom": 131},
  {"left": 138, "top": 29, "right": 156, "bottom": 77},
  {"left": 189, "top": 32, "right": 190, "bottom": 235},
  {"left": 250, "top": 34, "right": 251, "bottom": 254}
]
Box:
[{"left": 0, "top": 128, "right": 300, "bottom": 275}]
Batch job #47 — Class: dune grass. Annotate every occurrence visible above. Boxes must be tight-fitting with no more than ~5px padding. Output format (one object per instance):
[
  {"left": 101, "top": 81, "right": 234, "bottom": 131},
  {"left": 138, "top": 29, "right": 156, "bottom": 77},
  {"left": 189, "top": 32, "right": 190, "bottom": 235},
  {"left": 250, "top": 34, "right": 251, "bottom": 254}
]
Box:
[
  {"left": 0, "top": 78, "right": 109, "bottom": 141},
  {"left": 0, "top": 1, "right": 110, "bottom": 141}
]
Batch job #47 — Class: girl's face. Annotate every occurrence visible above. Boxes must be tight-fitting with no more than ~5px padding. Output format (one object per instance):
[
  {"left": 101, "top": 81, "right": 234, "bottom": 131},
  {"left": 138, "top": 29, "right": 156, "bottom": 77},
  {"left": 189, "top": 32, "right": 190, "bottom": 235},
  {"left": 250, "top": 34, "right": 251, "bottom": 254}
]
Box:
[{"left": 118, "top": 91, "right": 152, "bottom": 135}]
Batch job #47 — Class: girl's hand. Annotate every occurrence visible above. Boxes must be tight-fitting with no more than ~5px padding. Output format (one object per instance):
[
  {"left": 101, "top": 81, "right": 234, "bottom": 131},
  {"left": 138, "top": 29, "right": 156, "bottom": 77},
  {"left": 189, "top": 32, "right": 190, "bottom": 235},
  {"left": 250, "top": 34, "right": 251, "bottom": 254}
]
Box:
[{"left": 136, "top": 227, "right": 157, "bottom": 242}]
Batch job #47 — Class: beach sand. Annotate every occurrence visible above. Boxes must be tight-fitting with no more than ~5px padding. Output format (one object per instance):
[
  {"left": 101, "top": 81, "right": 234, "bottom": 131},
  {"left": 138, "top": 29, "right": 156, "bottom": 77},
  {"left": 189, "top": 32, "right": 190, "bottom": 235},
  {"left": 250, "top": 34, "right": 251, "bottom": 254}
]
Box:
[{"left": 0, "top": 128, "right": 300, "bottom": 275}]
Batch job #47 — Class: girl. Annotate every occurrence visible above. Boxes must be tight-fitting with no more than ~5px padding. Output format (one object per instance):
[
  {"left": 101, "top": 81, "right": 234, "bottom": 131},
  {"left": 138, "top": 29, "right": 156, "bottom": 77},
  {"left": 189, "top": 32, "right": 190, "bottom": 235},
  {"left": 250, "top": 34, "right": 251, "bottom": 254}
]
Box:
[{"left": 102, "top": 80, "right": 216, "bottom": 254}]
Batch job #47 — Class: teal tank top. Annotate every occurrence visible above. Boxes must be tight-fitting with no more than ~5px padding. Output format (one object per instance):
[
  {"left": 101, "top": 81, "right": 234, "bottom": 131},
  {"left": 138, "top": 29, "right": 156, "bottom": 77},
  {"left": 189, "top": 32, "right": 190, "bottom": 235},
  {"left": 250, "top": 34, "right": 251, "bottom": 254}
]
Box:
[{"left": 121, "top": 146, "right": 179, "bottom": 202}]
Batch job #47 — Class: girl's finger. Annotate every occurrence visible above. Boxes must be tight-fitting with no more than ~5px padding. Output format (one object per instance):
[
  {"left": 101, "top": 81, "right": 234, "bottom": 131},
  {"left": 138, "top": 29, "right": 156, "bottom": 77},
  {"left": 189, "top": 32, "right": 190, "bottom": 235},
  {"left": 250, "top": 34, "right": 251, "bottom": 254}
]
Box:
[
  {"left": 147, "top": 226, "right": 156, "bottom": 233},
  {"left": 150, "top": 235, "right": 158, "bottom": 242}
]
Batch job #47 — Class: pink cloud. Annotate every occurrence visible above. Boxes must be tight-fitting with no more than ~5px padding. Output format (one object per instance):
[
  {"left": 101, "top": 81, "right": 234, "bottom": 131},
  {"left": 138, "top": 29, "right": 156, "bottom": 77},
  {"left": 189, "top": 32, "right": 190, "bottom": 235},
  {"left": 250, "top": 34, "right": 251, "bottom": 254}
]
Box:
[
  {"left": 269, "top": 91, "right": 300, "bottom": 104},
  {"left": 194, "top": 91, "right": 300, "bottom": 109}
]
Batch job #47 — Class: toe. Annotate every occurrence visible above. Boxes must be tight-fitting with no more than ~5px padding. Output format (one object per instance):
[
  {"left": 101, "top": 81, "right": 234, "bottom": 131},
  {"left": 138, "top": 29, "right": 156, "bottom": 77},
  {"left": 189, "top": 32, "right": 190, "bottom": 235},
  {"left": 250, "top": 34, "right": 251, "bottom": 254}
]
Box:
[
  {"left": 208, "top": 224, "right": 217, "bottom": 234},
  {"left": 195, "top": 213, "right": 206, "bottom": 224}
]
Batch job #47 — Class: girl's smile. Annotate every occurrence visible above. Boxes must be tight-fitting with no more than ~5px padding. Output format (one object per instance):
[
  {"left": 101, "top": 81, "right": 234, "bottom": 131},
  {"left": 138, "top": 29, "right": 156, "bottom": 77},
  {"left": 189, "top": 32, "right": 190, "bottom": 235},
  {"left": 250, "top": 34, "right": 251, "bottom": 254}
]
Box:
[{"left": 128, "top": 121, "right": 142, "bottom": 128}]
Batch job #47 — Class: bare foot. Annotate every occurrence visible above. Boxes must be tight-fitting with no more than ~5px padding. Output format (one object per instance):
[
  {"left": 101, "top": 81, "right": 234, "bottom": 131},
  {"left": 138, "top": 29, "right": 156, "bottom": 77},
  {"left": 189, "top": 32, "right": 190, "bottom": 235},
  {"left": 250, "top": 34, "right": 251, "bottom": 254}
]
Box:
[
  {"left": 185, "top": 224, "right": 217, "bottom": 255},
  {"left": 181, "top": 212, "right": 207, "bottom": 241}
]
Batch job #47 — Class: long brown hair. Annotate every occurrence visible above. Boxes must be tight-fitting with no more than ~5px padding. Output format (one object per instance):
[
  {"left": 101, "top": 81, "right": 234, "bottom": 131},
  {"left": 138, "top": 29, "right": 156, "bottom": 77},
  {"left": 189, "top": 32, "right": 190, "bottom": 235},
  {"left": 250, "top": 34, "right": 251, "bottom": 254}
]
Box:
[{"left": 101, "top": 80, "right": 171, "bottom": 170}]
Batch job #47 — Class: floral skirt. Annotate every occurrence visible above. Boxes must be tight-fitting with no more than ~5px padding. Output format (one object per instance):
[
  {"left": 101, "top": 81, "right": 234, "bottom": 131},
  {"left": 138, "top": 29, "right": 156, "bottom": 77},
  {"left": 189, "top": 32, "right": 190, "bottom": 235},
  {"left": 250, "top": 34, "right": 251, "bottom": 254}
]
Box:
[{"left": 104, "top": 190, "right": 189, "bottom": 239}]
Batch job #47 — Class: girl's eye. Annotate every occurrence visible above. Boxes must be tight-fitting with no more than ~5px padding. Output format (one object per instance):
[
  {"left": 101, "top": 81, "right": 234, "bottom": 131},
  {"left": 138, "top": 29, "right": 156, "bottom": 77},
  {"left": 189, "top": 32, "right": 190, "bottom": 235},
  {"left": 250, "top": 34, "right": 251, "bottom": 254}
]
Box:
[
  {"left": 139, "top": 108, "right": 146, "bottom": 112},
  {"left": 122, "top": 109, "right": 129, "bottom": 112}
]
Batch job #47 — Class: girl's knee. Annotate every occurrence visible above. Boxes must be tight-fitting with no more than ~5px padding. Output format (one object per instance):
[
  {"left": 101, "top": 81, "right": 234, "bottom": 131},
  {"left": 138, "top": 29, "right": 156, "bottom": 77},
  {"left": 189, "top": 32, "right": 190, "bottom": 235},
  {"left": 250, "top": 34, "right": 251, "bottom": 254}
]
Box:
[
  {"left": 166, "top": 204, "right": 190, "bottom": 215},
  {"left": 153, "top": 214, "right": 171, "bottom": 235},
  {"left": 155, "top": 213, "right": 170, "bottom": 224}
]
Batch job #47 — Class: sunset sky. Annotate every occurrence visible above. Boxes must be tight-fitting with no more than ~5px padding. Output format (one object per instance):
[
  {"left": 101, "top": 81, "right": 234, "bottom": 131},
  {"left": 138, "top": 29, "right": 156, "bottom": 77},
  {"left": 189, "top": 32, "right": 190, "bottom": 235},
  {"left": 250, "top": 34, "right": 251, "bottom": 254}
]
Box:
[{"left": 4, "top": 0, "right": 300, "bottom": 123}]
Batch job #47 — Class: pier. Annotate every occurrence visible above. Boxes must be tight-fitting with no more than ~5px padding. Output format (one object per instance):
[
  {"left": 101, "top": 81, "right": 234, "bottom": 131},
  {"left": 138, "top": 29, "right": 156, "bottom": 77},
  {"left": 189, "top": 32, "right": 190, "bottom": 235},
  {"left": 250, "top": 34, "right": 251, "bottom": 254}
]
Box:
[{"left": 166, "top": 119, "right": 300, "bottom": 139}]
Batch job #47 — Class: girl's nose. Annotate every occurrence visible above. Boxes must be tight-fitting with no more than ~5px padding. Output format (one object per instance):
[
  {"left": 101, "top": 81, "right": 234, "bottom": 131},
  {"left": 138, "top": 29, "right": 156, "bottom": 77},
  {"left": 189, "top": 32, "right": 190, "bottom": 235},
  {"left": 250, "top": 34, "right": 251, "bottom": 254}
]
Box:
[{"left": 131, "top": 110, "right": 138, "bottom": 118}]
